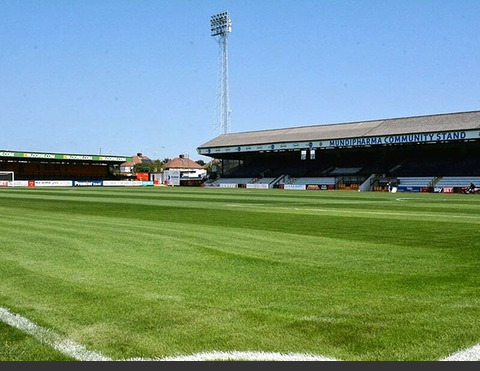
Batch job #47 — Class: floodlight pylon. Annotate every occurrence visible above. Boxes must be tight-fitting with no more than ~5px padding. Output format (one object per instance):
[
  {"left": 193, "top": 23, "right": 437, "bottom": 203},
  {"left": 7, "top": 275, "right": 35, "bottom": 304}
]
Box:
[{"left": 211, "top": 12, "right": 232, "bottom": 135}]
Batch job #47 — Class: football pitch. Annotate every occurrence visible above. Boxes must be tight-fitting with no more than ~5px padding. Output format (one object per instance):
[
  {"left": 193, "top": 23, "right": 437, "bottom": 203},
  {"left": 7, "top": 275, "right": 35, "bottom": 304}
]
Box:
[{"left": 0, "top": 187, "right": 479, "bottom": 361}]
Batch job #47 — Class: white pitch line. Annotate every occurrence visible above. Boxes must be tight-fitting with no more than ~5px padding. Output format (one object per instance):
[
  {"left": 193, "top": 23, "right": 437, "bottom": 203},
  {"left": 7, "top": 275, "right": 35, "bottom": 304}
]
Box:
[
  {"left": 127, "top": 351, "right": 338, "bottom": 362},
  {"left": 285, "top": 207, "right": 480, "bottom": 221},
  {"left": 0, "top": 306, "right": 337, "bottom": 361},
  {"left": 1, "top": 306, "right": 479, "bottom": 361},
  {"left": 129, "top": 351, "right": 339, "bottom": 361},
  {"left": 0, "top": 307, "right": 111, "bottom": 361},
  {"left": 226, "top": 204, "right": 265, "bottom": 207},
  {"left": 226, "top": 203, "right": 480, "bottom": 221},
  {"left": 440, "top": 344, "right": 480, "bottom": 361},
  {"left": 0, "top": 307, "right": 338, "bottom": 361}
]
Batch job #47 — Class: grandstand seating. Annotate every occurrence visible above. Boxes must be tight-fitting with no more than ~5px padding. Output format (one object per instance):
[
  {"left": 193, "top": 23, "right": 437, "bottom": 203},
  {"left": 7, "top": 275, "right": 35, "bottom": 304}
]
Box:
[
  {"left": 0, "top": 161, "right": 111, "bottom": 180},
  {"left": 252, "top": 177, "right": 276, "bottom": 185},
  {"left": 278, "top": 175, "right": 292, "bottom": 185},
  {"left": 208, "top": 140, "right": 480, "bottom": 191},
  {"left": 291, "top": 177, "right": 336, "bottom": 186},
  {"left": 329, "top": 167, "right": 362, "bottom": 175},
  {"left": 397, "top": 177, "right": 435, "bottom": 187},
  {"left": 212, "top": 178, "right": 253, "bottom": 185},
  {"left": 435, "top": 176, "right": 480, "bottom": 187},
  {"left": 392, "top": 156, "right": 480, "bottom": 177}
]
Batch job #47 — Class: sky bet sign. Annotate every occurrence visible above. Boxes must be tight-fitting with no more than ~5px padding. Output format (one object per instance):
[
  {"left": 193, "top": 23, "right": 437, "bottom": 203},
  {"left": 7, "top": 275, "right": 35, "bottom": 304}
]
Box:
[{"left": 199, "top": 130, "right": 480, "bottom": 155}]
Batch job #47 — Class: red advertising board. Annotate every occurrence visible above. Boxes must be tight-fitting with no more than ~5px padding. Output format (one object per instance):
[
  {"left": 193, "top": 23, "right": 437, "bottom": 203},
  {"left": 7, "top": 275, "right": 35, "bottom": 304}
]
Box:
[
  {"left": 135, "top": 173, "right": 149, "bottom": 181},
  {"left": 28, "top": 180, "right": 35, "bottom": 187}
]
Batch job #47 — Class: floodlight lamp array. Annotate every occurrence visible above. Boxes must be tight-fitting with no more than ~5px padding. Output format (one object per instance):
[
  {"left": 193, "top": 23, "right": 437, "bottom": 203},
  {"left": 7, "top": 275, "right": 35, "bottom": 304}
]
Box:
[{"left": 211, "top": 12, "right": 232, "bottom": 36}]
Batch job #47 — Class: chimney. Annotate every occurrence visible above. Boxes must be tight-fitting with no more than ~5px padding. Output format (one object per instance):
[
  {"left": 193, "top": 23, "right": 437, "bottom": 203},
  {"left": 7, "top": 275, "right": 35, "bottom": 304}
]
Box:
[{"left": 179, "top": 154, "right": 184, "bottom": 159}]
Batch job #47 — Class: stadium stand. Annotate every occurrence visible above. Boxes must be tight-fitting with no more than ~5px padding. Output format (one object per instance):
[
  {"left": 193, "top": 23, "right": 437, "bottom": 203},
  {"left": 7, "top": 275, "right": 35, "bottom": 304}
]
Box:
[
  {"left": 435, "top": 176, "right": 480, "bottom": 188},
  {"left": 0, "top": 150, "right": 131, "bottom": 182},
  {"left": 0, "top": 161, "right": 111, "bottom": 180},
  {"left": 329, "top": 167, "right": 362, "bottom": 175},
  {"left": 290, "top": 177, "right": 336, "bottom": 186},
  {"left": 198, "top": 110, "right": 480, "bottom": 192},
  {"left": 251, "top": 177, "right": 276, "bottom": 185},
  {"left": 211, "top": 178, "right": 253, "bottom": 185},
  {"left": 397, "top": 177, "right": 435, "bottom": 187}
]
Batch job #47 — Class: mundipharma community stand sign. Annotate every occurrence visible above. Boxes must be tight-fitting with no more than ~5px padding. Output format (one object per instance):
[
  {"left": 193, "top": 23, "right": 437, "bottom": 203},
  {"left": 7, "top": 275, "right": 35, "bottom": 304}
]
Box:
[
  {"left": 327, "top": 131, "right": 477, "bottom": 148},
  {"left": 0, "top": 151, "right": 132, "bottom": 163},
  {"left": 199, "top": 129, "right": 480, "bottom": 155}
]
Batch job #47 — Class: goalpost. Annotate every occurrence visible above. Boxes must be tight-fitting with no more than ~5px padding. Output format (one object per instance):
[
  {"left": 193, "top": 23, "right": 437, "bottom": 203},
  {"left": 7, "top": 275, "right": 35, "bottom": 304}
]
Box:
[{"left": 0, "top": 171, "right": 14, "bottom": 187}]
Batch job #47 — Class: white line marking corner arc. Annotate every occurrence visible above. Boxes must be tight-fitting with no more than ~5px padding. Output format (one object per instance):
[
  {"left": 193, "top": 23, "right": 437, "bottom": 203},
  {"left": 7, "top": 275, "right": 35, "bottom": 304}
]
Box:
[{"left": 1, "top": 306, "right": 479, "bottom": 361}]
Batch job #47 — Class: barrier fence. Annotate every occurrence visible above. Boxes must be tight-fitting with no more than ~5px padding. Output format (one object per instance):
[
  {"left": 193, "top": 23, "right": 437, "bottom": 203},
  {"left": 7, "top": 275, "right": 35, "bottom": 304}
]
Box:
[
  {"left": 4, "top": 180, "right": 158, "bottom": 188},
  {"left": 0, "top": 181, "right": 474, "bottom": 193}
]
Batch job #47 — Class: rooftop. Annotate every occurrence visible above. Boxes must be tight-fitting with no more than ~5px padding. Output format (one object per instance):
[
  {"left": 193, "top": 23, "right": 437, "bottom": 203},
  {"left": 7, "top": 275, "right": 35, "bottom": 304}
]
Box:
[{"left": 198, "top": 110, "right": 480, "bottom": 149}]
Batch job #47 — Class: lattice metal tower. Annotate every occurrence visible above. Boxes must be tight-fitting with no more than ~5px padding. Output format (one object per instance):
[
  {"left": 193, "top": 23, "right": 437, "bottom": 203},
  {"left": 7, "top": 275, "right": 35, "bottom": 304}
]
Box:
[{"left": 211, "top": 12, "right": 232, "bottom": 135}]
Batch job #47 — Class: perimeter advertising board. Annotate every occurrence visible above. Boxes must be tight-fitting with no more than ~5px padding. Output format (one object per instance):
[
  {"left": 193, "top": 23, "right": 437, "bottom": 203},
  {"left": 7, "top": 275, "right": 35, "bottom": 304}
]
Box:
[
  {"left": 103, "top": 180, "right": 142, "bottom": 187},
  {"left": 8, "top": 181, "right": 29, "bottom": 187},
  {"left": 246, "top": 184, "right": 269, "bottom": 189},
  {"left": 74, "top": 180, "right": 103, "bottom": 187},
  {"left": 219, "top": 183, "right": 237, "bottom": 188},
  {"left": 284, "top": 185, "right": 306, "bottom": 190},
  {"left": 164, "top": 170, "right": 180, "bottom": 186},
  {"left": 35, "top": 180, "right": 73, "bottom": 187}
]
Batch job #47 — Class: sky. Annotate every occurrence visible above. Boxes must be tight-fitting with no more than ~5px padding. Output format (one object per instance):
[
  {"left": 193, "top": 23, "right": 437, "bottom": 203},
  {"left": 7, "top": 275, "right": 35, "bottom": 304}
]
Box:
[{"left": 1, "top": 0, "right": 480, "bottom": 161}]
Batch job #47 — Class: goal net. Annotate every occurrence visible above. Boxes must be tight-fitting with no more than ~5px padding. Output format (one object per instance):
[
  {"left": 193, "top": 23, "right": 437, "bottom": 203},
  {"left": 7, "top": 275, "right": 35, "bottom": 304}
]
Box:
[{"left": 0, "top": 171, "right": 14, "bottom": 187}]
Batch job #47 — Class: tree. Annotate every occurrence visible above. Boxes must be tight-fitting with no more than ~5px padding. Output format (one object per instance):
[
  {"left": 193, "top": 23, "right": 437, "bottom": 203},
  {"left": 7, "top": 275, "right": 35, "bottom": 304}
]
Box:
[
  {"left": 195, "top": 159, "right": 205, "bottom": 166},
  {"left": 133, "top": 162, "right": 154, "bottom": 173},
  {"left": 205, "top": 159, "right": 222, "bottom": 179},
  {"left": 153, "top": 159, "right": 163, "bottom": 172}
]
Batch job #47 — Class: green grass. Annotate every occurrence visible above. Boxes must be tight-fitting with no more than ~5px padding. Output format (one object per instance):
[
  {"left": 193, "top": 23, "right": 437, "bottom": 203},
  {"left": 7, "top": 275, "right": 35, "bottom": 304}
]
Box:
[
  {"left": 0, "top": 321, "right": 73, "bottom": 361},
  {"left": 0, "top": 187, "right": 479, "bottom": 361}
]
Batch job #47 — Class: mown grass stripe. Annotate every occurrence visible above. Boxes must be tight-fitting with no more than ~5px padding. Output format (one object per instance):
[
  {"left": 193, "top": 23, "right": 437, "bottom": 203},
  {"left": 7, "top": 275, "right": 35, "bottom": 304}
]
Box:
[{"left": 1, "top": 188, "right": 479, "bottom": 360}]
